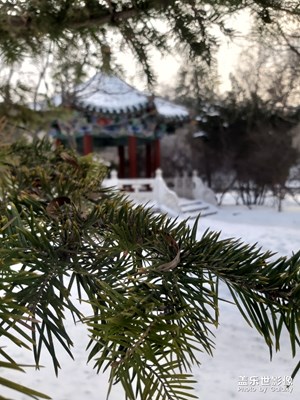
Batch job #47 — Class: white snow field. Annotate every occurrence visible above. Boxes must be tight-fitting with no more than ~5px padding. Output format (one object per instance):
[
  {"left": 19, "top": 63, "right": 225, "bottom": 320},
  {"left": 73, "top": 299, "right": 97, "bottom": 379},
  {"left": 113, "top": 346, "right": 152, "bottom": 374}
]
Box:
[{"left": 1, "top": 195, "right": 300, "bottom": 400}]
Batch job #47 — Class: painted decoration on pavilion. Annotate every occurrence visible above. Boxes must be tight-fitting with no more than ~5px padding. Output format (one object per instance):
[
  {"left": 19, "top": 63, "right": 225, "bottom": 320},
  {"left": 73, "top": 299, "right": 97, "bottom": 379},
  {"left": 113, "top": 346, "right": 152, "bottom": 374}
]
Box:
[{"left": 50, "top": 108, "right": 168, "bottom": 141}]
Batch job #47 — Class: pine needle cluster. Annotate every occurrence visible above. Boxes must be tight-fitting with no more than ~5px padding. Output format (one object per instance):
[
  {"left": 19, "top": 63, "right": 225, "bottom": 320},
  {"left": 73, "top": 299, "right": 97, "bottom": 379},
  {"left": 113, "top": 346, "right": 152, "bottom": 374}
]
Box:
[{"left": 0, "top": 139, "right": 299, "bottom": 399}]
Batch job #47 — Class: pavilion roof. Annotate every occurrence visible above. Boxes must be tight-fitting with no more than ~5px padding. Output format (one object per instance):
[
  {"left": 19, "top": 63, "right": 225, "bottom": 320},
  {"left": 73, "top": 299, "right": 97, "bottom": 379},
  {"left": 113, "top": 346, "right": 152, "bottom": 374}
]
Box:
[
  {"left": 154, "top": 97, "right": 189, "bottom": 120},
  {"left": 58, "top": 73, "right": 189, "bottom": 120},
  {"left": 75, "top": 73, "right": 149, "bottom": 113}
]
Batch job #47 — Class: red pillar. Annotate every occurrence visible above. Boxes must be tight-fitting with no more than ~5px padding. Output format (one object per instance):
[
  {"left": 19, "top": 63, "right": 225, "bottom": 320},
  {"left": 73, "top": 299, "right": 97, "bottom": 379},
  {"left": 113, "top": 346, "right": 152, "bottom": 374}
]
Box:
[
  {"left": 128, "top": 136, "right": 137, "bottom": 178},
  {"left": 153, "top": 138, "right": 161, "bottom": 171},
  {"left": 146, "top": 143, "right": 152, "bottom": 177},
  {"left": 55, "top": 138, "right": 62, "bottom": 148},
  {"left": 118, "top": 145, "right": 125, "bottom": 178},
  {"left": 83, "top": 133, "right": 93, "bottom": 155}
]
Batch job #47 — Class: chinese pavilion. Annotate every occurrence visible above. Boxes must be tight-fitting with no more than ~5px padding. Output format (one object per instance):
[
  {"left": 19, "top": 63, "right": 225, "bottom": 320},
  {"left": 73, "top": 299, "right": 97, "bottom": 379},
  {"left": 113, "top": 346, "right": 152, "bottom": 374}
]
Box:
[{"left": 50, "top": 73, "right": 189, "bottom": 178}]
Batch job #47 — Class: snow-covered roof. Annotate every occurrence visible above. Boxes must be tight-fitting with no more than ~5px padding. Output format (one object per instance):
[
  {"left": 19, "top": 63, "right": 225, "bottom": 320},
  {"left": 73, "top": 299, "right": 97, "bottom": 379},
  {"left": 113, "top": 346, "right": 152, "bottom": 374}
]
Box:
[
  {"left": 75, "top": 73, "right": 150, "bottom": 113},
  {"left": 53, "top": 73, "right": 189, "bottom": 120},
  {"left": 154, "top": 97, "right": 189, "bottom": 120}
]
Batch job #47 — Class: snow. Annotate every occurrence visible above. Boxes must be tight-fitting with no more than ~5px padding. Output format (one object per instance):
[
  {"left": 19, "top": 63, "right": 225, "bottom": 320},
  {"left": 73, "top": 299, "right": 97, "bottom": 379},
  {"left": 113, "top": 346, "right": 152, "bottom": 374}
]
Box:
[
  {"left": 52, "top": 73, "right": 189, "bottom": 119},
  {"left": 154, "top": 97, "right": 189, "bottom": 119},
  {"left": 75, "top": 73, "right": 149, "bottom": 113},
  {"left": 193, "top": 130, "right": 208, "bottom": 138},
  {"left": 1, "top": 196, "right": 300, "bottom": 400}
]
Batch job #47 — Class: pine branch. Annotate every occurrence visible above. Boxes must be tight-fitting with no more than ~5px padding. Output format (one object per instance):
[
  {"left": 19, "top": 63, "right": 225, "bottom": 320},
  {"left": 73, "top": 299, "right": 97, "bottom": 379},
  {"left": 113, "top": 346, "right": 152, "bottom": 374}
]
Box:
[
  {"left": 0, "top": 0, "right": 299, "bottom": 68},
  {"left": 0, "top": 3, "right": 142, "bottom": 37},
  {"left": 1, "top": 139, "right": 299, "bottom": 400}
]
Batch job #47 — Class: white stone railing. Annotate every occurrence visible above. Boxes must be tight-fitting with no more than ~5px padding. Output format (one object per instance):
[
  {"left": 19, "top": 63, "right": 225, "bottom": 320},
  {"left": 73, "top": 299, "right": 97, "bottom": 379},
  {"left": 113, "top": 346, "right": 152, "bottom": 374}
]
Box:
[
  {"left": 192, "top": 171, "right": 217, "bottom": 205},
  {"left": 103, "top": 169, "right": 182, "bottom": 216},
  {"left": 165, "top": 171, "right": 194, "bottom": 199},
  {"left": 166, "top": 171, "right": 217, "bottom": 205},
  {"left": 103, "top": 169, "right": 217, "bottom": 215}
]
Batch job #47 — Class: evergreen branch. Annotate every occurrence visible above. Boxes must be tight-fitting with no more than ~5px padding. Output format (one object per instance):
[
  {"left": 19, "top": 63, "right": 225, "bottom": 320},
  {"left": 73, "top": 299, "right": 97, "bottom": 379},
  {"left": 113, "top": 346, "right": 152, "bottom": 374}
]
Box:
[
  {"left": 0, "top": 3, "right": 145, "bottom": 39},
  {"left": 0, "top": 0, "right": 299, "bottom": 70},
  {"left": 1, "top": 0, "right": 299, "bottom": 39},
  {"left": 1, "top": 139, "right": 299, "bottom": 400}
]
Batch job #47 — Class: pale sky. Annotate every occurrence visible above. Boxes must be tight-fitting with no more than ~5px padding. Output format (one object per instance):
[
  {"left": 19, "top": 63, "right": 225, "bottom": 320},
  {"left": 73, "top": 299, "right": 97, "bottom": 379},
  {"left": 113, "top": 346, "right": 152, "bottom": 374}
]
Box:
[{"left": 120, "top": 10, "right": 252, "bottom": 95}]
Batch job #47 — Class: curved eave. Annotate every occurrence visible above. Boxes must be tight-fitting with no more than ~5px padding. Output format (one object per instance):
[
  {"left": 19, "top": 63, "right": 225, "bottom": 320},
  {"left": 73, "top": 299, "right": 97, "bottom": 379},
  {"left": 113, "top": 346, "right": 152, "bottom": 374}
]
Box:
[
  {"left": 159, "top": 114, "right": 190, "bottom": 122},
  {"left": 78, "top": 100, "right": 150, "bottom": 115},
  {"left": 154, "top": 97, "right": 189, "bottom": 122}
]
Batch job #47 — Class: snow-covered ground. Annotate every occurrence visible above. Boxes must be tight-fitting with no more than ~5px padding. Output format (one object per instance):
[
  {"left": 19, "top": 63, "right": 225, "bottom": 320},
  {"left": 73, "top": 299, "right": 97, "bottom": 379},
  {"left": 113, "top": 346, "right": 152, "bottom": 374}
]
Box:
[{"left": 1, "top": 196, "right": 300, "bottom": 400}]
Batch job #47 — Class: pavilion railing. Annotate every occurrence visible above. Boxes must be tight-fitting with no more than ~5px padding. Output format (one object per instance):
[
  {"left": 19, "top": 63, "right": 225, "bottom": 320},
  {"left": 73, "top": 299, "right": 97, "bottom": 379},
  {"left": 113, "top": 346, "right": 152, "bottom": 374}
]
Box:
[
  {"left": 103, "top": 169, "right": 182, "bottom": 216},
  {"left": 103, "top": 169, "right": 217, "bottom": 217},
  {"left": 165, "top": 171, "right": 217, "bottom": 205}
]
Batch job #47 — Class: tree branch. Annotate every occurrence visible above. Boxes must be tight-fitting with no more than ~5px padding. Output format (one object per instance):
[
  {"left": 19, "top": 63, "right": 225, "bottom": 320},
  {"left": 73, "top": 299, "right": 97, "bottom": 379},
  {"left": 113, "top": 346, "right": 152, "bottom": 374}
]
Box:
[
  {"left": 2, "top": 7, "right": 140, "bottom": 35},
  {"left": 275, "top": 21, "right": 300, "bottom": 58}
]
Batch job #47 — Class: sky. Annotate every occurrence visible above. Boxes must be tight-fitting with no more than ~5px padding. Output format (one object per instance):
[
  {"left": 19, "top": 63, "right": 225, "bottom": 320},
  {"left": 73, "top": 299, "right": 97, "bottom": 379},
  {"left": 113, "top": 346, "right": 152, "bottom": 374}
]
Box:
[{"left": 120, "top": 10, "right": 252, "bottom": 95}]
